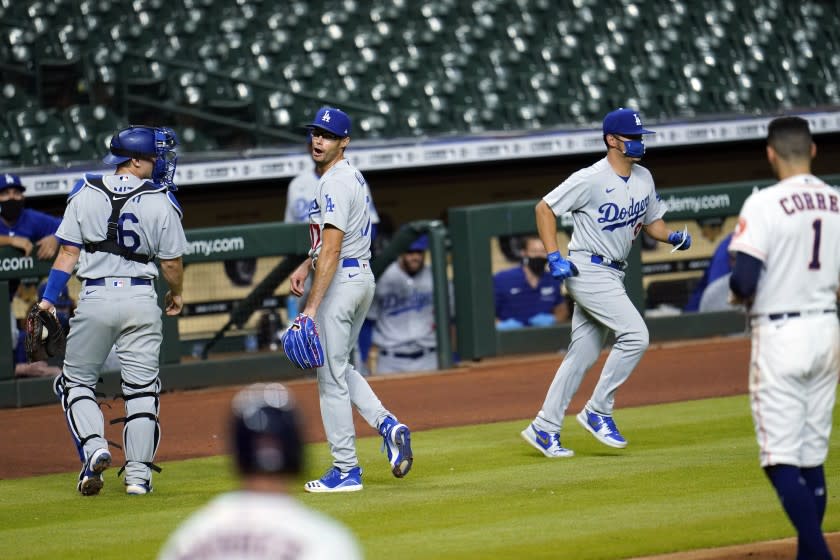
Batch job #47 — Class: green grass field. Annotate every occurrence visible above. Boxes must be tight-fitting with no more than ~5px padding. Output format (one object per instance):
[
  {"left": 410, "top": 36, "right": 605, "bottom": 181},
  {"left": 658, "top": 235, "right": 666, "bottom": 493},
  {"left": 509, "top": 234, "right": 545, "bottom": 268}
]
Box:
[{"left": 2, "top": 394, "right": 838, "bottom": 559}]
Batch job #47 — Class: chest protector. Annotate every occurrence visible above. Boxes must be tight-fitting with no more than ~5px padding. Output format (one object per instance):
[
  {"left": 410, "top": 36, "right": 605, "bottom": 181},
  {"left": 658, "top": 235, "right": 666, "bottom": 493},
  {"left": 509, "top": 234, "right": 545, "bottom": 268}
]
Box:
[{"left": 82, "top": 175, "right": 166, "bottom": 264}]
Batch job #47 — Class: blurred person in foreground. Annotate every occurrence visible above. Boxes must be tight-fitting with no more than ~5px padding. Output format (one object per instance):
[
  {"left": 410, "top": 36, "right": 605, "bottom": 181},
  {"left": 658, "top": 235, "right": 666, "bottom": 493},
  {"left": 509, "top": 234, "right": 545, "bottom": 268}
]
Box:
[{"left": 158, "top": 383, "right": 362, "bottom": 560}]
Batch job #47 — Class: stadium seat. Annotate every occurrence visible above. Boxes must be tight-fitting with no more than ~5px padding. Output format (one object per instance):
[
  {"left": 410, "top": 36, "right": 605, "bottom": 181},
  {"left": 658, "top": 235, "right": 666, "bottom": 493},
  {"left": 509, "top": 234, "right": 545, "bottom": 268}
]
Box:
[
  {"left": 38, "top": 135, "right": 99, "bottom": 165},
  {"left": 7, "top": 108, "right": 67, "bottom": 150},
  {"left": 175, "top": 126, "right": 219, "bottom": 153},
  {"left": 1, "top": 0, "right": 839, "bottom": 154},
  {"left": 63, "top": 104, "right": 125, "bottom": 144}
]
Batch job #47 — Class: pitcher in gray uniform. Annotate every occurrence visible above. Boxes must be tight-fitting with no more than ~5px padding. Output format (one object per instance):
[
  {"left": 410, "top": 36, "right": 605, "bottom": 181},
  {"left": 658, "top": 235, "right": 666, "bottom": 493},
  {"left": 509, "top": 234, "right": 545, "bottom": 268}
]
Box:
[
  {"left": 521, "top": 108, "right": 692, "bottom": 458},
  {"left": 288, "top": 107, "right": 413, "bottom": 493},
  {"left": 39, "top": 126, "right": 186, "bottom": 495}
]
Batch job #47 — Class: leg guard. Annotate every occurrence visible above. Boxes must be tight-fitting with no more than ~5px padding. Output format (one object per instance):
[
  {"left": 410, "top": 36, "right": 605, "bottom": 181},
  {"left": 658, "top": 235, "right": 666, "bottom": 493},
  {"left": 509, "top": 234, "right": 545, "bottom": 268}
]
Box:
[
  {"left": 53, "top": 373, "right": 107, "bottom": 463},
  {"left": 111, "top": 377, "right": 162, "bottom": 489}
]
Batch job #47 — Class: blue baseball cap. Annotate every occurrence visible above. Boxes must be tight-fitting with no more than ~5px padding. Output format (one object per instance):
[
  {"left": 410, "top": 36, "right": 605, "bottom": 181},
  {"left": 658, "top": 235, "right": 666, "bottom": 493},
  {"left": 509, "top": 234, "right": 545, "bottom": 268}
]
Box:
[
  {"left": 408, "top": 235, "right": 429, "bottom": 252},
  {"left": 306, "top": 106, "right": 351, "bottom": 137},
  {"left": 0, "top": 173, "right": 24, "bottom": 192},
  {"left": 602, "top": 108, "right": 655, "bottom": 136}
]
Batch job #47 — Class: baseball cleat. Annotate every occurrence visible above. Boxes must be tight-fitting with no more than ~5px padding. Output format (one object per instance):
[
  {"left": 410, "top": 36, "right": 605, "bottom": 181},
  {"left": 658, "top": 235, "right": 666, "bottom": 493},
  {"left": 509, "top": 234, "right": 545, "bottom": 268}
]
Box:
[
  {"left": 125, "top": 482, "right": 153, "bottom": 495},
  {"left": 379, "top": 417, "right": 413, "bottom": 478},
  {"left": 577, "top": 408, "right": 628, "bottom": 449},
  {"left": 304, "top": 466, "right": 363, "bottom": 493},
  {"left": 77, "top": 448, "right": 112, "bottom": 496},
  {"left": 520, "top": 423, "right": 574, "bottom": 458}
]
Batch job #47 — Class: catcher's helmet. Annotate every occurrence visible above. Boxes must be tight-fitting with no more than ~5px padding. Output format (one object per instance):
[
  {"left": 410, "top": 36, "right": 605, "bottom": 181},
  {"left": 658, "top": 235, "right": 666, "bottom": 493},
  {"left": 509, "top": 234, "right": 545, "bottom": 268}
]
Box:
[
  {"left": 231, "top": 383, "right": 304, "bottom": 476},
  {"left": 103, "top": 125, "right": 179, "bottom": 189}
]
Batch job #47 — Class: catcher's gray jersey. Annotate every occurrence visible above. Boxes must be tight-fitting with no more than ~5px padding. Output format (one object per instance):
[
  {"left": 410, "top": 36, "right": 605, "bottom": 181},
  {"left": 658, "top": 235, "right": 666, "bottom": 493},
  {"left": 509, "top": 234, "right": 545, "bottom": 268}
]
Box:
[
  {"left": 369, "top": 261, "right": 436, "bottom": 352},
  {"left": 286, "top": 165, "right": 379, "bottom": 225},
  {"left": 543, "top": 157, "right": 666, "bottom": 261},
  {"left": 57, "top": 174, "right": 187, "bottom": 278},
  {"left": 309, "top": 160, "right": 372, "bottom": 262}
]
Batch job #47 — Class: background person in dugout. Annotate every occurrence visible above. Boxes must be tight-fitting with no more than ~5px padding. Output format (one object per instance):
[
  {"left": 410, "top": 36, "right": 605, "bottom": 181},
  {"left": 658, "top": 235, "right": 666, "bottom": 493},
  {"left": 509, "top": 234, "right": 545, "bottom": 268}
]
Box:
[
  {"left": 0, "top": 173, "right": 61, "bottom": 260},
  {"left": 1, "top": 173, "right": 62, "bottom": 372},
  {"left": 367, "top": 235, "right": 438, "bottom": 375},
  {"left": 494, "top": 234, "right": 570, "bottom": 330}
]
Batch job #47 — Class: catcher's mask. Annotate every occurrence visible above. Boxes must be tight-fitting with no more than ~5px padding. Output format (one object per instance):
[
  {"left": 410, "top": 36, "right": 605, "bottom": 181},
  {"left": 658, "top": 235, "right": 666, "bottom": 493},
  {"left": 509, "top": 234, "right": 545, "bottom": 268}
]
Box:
[
  {"left": 231, "top": 383, "right": 304, "bottom": 476},
  {"left": 103, "top": 125, "right": 179, "bottom": 190}
]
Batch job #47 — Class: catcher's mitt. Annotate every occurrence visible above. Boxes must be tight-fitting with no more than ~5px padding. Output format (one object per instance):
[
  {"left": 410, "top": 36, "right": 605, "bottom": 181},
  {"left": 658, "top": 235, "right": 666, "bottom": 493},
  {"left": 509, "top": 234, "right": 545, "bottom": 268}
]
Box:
[
  {"left": 281, "top": 313, "right": 324, "bottom": 369},
  {"left": 25, "top": 303, "right": 67, "bottom": 363}
]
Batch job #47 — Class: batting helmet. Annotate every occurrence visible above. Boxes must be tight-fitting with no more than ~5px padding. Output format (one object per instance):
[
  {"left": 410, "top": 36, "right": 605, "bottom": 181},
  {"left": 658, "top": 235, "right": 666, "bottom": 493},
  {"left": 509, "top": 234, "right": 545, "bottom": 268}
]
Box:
[
  {"left": 103, "top": 125, "right": 179, "bottom": 189},
  {"left": 230, "top": 383, "right": 304, "bottom": 476}
]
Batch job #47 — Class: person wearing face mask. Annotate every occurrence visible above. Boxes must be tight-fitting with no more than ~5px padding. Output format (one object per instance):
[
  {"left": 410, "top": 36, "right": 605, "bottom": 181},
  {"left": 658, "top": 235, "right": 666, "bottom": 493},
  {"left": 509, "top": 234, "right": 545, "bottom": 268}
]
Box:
[
  {"left": 520, "top": 108, "right": 692, "bottom": 459},
  {"left": 0, "top": 174, "right": 61, "bottom": 261},
  {"left": 494, "top": 235, "right": 569, "bottom": 330}
]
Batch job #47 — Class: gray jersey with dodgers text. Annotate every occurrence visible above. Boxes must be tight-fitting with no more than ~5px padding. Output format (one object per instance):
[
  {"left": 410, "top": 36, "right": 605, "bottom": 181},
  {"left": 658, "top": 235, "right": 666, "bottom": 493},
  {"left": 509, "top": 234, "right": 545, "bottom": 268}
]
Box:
[
  {"left": 368, "top": 262, "right": 436, "bottom": 352},
  {"left": 308, "top": 160, "right": 372, "bottom": 261},
  {"left": 543, "top": 157, "right": 666, "bottom": 261},
  {"left": 56, "top": 174, "right": 187, "bottom": 278}
]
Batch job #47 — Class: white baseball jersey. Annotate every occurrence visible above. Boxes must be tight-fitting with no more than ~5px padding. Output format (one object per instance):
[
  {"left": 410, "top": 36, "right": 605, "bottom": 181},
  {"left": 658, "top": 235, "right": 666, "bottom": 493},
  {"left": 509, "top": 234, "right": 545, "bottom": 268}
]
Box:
[
  {"left": 286, "top": 164, "right": 379, "bottom": 225},
  {"left": 308, "top": 160, "right": 372, "bottom": 262},
  {"left": 369, "top": 261, "right": 436, "bottom": 352},
  {"left": 729, "top": 174, "right": 840, "bottom": 315},
  {"left": 543, "top": 157, "right": 666, "bottom": 261},
  {"left": 730, "top": 173, "right": 840, "bottom": 468},
  {"left": 157, "top": 491, "right": 363, "bottom": 560},
  {"left": 57, "top": 174, "right": 187, "bottom": 278}
]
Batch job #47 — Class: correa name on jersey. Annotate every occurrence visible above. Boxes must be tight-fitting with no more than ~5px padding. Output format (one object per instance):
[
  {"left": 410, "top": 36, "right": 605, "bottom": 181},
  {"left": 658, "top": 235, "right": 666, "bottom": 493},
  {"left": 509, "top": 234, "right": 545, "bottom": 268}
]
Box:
[
  {"left": 597, "top": 196, "right": 649, "bottom": 231},
  {"left": 779, "top": 190, "right": 839, "bottom": 215}
]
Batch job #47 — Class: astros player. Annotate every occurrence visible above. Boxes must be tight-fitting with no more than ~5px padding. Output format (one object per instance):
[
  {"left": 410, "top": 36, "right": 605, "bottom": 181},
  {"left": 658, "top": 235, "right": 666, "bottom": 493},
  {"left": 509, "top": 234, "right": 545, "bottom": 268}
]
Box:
[
  {"left": 729, "top": 116, "right": 840, "bottom": 559},
  {"left": 288, "top": 107, "right": 412, "bottom": 492},
  {"left": 157, "top": 383, "right": 362, "bottom": 560},
  {"left": 368, "top": 234, "right": 438, "bottom": 374},
  {"left": 521, "top": 108, "right": 691, "bottom": 457},
  {"left": 40, "top": 125, "right": 186, "bottom": 495}
]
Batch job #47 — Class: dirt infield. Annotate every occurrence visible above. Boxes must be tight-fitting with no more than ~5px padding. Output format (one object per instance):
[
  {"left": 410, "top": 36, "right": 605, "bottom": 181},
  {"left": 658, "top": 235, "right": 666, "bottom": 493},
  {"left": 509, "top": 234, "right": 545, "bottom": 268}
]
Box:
[{"left": 3, "top": 335, "right": 838, "bottom": 558}]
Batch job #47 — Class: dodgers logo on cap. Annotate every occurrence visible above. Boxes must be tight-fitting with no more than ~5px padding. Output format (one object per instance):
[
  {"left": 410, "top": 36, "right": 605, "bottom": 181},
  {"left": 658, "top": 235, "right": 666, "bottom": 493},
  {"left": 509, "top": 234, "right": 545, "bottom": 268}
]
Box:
[
  {"left": 307, "top": 106, "right": 352, "bottom": 138},
  {"left": 0, "top": 173, "right": 24, "bottom": 191},
  {"left": 602, "top": 108, "right": 655, "bottom": 136}
]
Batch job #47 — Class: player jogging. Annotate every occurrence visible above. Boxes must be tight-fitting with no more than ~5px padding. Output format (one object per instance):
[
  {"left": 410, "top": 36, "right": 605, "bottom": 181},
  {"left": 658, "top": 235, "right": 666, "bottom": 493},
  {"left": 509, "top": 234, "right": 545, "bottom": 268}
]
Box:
[
  {"left": 521, "top": 108, "right": 692, "bottom": 457},
  {"left": 41, "top": 125, "right": 186, "bottom": 495},
  {"left": 729, "top": 116, "right": 840, "bottom": 559},
  {"left": 287, "top": 107, "right": 413, "bottom": 492}
]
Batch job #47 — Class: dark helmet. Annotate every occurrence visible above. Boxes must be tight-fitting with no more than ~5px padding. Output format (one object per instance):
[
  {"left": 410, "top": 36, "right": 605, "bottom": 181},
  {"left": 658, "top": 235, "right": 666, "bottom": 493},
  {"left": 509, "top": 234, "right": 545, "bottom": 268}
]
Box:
[
  {"left": 231, "top": 383, "right": 304, "bottom": 476},
  {"left": 103, "top": 125, "right": 179, "bottom": 189}
]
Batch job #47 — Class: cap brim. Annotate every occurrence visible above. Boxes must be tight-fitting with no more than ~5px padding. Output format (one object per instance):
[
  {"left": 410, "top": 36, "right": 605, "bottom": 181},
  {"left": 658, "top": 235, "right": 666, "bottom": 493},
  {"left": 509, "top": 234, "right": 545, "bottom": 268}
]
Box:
[
  {"left": 102, "top": 153, "right": 131, "bottom": 165},
  {"left": 305, "top": 124, "right": 347, "bottom": 137}
]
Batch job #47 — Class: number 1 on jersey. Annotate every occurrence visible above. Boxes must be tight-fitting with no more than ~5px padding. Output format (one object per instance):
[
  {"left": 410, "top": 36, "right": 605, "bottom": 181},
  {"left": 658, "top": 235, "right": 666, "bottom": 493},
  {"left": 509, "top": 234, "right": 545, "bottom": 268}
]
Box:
[{"left": 809, "top": 218, "right": 822, "bottom": 270}]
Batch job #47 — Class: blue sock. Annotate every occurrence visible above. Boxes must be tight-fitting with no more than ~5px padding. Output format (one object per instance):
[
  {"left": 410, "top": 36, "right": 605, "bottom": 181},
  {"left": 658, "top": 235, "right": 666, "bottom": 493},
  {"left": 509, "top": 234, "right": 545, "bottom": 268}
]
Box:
[
  {"left": 764, "top": 465, "right": 832, "bottom": 560},
  {"left": 801, "top": 466, "right": 828, "bottom": 525}
]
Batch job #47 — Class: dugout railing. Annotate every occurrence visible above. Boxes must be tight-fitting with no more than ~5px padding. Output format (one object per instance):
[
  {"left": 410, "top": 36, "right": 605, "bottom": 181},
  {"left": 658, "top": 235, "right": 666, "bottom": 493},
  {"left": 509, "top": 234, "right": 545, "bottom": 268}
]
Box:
[
  {"left": 449, "top": 174, "right": 840, "bottom": 361},
  {"left": 0, "top": 220, "right": 450, "bottom": 407}
]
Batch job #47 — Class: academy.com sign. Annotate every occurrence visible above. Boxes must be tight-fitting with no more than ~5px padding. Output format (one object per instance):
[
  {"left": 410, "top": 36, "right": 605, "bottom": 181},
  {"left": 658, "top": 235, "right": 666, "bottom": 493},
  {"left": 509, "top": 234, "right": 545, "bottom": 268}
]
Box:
[
  {"left": 663, "top": 193, "right": 732, "bottom": 214},
  {"left": 0, "top": 255, "right": 34, "bottom": 272},
  {"left": 184, "top": 236, "right": 246, "bottom": 257}
]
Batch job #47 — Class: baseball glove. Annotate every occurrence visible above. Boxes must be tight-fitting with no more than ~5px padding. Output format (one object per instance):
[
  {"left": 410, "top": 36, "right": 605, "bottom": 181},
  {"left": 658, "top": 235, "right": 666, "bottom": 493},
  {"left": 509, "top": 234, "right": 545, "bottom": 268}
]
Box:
[
  {"left": 281, "top": 313, "right": 324, "bottom": 369},
  {"left": 25, "top": 303, "right": 67, "bottom": 363}
]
